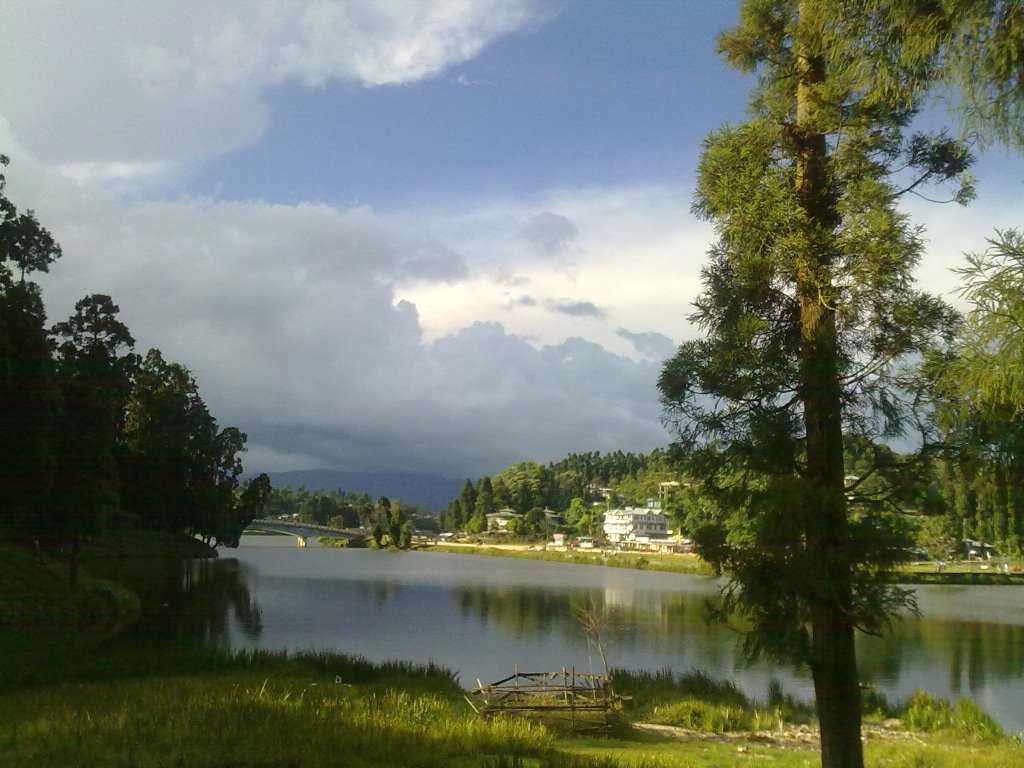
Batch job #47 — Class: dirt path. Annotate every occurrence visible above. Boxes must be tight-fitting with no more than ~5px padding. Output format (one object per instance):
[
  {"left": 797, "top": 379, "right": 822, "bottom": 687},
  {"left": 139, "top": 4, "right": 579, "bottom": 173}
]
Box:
[{"left": 632, "top": 720, "right": 925, "bottom": 750}]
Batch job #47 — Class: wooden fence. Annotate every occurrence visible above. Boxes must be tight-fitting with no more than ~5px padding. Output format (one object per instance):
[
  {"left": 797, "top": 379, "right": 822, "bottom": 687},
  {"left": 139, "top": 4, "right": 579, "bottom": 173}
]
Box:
[{"left": 465, "top": 667, "right": 623, "bottom": 733}]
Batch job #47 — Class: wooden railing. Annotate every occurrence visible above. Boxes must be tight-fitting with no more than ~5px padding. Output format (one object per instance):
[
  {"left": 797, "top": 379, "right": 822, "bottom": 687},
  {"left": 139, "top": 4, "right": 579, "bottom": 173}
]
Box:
[{"left": 465, "top": 667, "right": 623, "bottom": 733}]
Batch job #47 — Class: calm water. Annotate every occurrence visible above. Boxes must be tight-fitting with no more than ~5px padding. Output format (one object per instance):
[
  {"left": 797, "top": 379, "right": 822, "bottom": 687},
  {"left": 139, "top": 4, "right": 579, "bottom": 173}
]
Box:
[{"left": 120, "top": 536, "right": 1024, "bottom": 732}]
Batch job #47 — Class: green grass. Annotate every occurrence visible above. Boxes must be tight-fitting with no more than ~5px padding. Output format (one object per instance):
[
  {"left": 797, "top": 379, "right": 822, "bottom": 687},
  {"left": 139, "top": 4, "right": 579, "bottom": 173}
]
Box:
[
  {"left": 0, "top": 647, "right": 622, "bottom": 768},
  {"left": 901, "top": 690, "right": 1005, "bottom": 740},
  {"left": 612, "top": 668, "right": 750, "bottom": 710},
  {"left": 890, "top": 569, "right": 1024, "bottom": 585},
  {"left": 424, "top": 545, "right": 713, "bottom": 576},
  {"left": 425, "top": 545, "right": 1024, "bottom": 585},
  {"left": 0, "top": 644, "right": 458, "bottom": 691},
  {"left": 1, "top": 646, "right": 1021, "bottom": 768},
  {"left": 565, "top": 735, "right": 1023, "bottom": 768},
  {"left": 611, "top": 668, "right": 814, "bottom": 733}
]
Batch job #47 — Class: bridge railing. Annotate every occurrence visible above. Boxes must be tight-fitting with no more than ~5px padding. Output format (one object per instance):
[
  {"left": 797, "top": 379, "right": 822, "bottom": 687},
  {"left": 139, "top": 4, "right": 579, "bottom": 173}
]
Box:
[{"left": 248, "top": 519, "right": 365, "bottom": 537}]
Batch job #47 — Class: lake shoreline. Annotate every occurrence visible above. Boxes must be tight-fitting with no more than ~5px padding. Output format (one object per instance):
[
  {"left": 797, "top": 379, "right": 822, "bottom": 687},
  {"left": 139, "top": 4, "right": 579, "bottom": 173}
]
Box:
[
  {"left": 0, "top": 532, "right": 215, "bottom": 632},
  {"left": 419, "top": 542, "right": 1024, "bottom": 585},
  {"left": 420, "top": 543, "right": 714, "bottom": 575}
]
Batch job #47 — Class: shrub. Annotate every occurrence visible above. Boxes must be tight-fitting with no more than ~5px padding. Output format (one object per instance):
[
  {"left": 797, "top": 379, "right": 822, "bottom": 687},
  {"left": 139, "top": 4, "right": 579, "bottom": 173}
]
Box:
[
  {"left": 902, "top": 691, "right": 1004, "bottom": 740},
  {"left": 650, "top": 698, "right": 751, "bottom": 732}
]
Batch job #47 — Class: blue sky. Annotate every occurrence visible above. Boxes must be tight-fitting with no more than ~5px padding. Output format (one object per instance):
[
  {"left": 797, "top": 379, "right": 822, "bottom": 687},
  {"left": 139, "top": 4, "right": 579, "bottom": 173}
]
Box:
[
  {"left": 3, "top": 0, "right": 1023, "bottom": 476},
  {"left": 183, "top": 2, "right": 750, "bottom": 208}
]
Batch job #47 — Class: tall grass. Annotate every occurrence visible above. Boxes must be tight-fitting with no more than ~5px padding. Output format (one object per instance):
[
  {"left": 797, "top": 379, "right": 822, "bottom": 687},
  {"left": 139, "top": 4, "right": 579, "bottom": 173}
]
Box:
[
  {"left": 482, "top": 756, "right": 665, "bottom": 768},
  {"left": 0, "top": 644, "right": 459, "bottom": 691},
  {"left": 609, "top": 668, "right": 814, "bottom": 733},
  {"left": 1, "top": 648, "right": 545, "bottom": 767},
  {"left": 3, "top": 647, "right": 1020, "bottom": 767},
  {"left": 1, "top": 646, "right": 697, "bottom": 768},
  {"left": 900, "top": 691, "right": 1004, "bottom": 740},
  {"left": 611, "top": 667, "right": 750, "bottom": 710}
]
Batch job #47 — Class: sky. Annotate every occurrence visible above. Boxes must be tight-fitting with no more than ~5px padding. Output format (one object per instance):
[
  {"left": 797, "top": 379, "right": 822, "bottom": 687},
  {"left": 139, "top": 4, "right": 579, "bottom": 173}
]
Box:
[{"left": 2, "top": 0, "right": 1023, "bottom": 478}]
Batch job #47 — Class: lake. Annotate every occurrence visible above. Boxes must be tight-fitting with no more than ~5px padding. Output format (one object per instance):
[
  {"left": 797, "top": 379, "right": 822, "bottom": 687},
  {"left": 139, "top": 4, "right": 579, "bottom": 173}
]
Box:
[{"left": 119, "top": 536, "right": 1024, "bottom": 733}]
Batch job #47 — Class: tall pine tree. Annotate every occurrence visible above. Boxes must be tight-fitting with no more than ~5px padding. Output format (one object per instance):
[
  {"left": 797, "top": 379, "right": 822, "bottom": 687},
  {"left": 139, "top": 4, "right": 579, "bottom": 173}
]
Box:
[{"left": 659, "top": 3, "right": 977, "bottom": 765}]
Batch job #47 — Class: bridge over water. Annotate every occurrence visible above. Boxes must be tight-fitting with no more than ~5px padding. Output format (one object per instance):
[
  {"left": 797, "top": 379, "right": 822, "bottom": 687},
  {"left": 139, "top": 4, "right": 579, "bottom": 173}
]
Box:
[{"left": 246, "top": 519, "right": 365, "bottom": 547}]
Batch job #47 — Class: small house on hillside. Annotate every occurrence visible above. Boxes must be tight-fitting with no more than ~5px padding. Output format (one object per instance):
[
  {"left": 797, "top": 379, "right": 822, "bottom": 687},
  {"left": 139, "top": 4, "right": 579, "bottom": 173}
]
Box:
[
  {"left": 486, "top": 508, "right": 523, "bottom": 532},
  {"left": 962, "top": 539, "right": 998, "bottom": 560}
]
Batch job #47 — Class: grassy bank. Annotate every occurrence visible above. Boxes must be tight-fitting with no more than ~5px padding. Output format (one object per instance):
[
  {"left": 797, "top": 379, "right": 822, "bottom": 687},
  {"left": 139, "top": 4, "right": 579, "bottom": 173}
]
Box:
[
  {"left": 891, "top": 565, "right": 1024, "bottom": 586},
  {"left": 0, "top": 529, "right": 215, "bottom": 631},
  {"left": 423, "top": 545, "right": 713, "bottom": 576},
  {"left": 423, "top": 544, "right": 1024, "bottom": 585},
  {"left": 1, "top": 646, "right": 1020, "bottom": 767},
  {"left": 0, "top": 544, "right": 139, "bottom": 629},
  {"left": 80, "top": 527, "right": 218, "bottom": 564}
]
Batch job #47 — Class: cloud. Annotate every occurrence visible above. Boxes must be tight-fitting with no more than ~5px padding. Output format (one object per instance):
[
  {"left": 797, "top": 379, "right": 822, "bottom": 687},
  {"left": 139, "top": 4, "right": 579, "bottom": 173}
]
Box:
[
  {"left": 4, "top": 139, "right": 667, "bottom": 477},
  {"left": 492, "top": 268, "right": 531, "bottom": 287},
  {"left": 58, "top": 161, "right": 175, "bottom": 187},
  {"left": 545, "top": 299, "right": 606, "bottom": 318},
  {"left": 453, "top": 73, "right": 492, "bottom": 87},
  {"left": 0, "top": 0, "right": 546, "bottom": 171},
  {"left": 396, "top": 185, "right": 711, "bottom": 352},
  {"left": 616, "top": 328, "right": 677, "bottom": 360},
  {"left": 7, "top": 128, "right": 1014, "bottom": 478},
  {"left": 519, "top": 211, "right": 578, "bottom": 255}
]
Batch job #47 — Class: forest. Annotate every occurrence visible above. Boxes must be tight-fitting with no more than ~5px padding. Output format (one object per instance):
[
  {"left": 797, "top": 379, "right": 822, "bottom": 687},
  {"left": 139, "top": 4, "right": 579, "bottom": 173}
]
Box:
[
  {"left": 441, "top": 424, "right": 1024, "bottom": 559},
  {"left": 0, "top": 154, "right": 270, "bottom": 585}
]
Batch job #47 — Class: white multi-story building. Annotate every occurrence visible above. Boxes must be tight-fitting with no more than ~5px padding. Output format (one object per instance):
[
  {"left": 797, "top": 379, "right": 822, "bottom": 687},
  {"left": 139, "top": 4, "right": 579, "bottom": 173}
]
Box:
[{"left": 602, "top": 507, "right": 669, "bottom": 543}]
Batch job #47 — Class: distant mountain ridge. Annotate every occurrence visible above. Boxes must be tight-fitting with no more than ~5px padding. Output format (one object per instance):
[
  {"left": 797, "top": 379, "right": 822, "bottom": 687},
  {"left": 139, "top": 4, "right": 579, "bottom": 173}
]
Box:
[{"left": 263, "top": 469, "right": 464, "bottom": 512}]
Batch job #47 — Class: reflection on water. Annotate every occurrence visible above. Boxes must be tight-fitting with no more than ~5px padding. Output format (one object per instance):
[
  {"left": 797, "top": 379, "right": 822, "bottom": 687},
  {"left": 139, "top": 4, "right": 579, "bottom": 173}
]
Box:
[
  {"left": 114, "top": 555, "right": 263, "bottom": 651},
  {"left": 110, "top": 539, "right": 1024, "bottom": 732},
  {"left": 859, "top": 612, "right": 1024, "bottom": 701}
]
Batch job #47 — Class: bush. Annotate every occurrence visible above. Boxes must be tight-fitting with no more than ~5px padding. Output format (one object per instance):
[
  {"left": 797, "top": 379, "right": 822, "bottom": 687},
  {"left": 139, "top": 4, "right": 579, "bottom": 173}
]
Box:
[
  {"left": 859, "top": 684, "right": 894, "bottom": 721},
  {"left": 317, "top": 536, "right": 348, "bottom": 548},
  {"left": 650, "top": 698, "right": 753, "bottom": 732},
  {"left": 612, "top": 667, "right": 750, "bottom": 710},
  {"left": 902, "top": 691, "right": 1004, "bottom": 740}
]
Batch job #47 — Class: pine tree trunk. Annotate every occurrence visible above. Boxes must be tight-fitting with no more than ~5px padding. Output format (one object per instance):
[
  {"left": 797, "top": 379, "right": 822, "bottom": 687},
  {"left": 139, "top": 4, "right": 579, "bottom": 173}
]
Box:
[
  {"left": 795, "top": 3, "right": 864, "bottom": 767},
  {"left": 811, "top": 604, "right": 864, "bottom": 767}
]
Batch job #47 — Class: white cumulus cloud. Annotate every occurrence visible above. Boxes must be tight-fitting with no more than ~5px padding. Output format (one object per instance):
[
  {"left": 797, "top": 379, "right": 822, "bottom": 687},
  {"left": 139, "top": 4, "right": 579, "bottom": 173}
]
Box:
[{"left": 0, "top": 0, "right": 546, "bottom": 176}]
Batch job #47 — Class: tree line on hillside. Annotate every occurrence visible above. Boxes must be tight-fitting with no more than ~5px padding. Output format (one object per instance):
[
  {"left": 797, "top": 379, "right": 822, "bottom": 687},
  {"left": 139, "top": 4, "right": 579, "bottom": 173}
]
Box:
[
  {"left": 0, "top": 154, "right": 271, "bottom": 586},
  {"left": 438, "top": 451, "right": 662, "bottom": 534},
  {"left": 441, "top": 427, "right": 1024, "bottom": 556}
]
